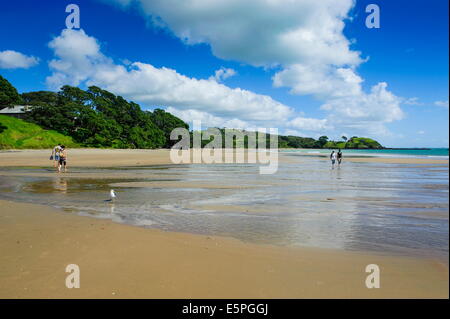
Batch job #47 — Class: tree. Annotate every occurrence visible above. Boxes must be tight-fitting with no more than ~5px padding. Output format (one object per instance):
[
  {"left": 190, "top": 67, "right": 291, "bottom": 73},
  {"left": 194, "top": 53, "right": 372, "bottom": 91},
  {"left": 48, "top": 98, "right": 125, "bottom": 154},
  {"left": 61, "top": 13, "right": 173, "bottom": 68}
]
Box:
[
  {"left": 315, "top": 135, "right": 329, "bottom": 148},
  {"left": 150, "top": 108, "right": 189, "bottom": 147},
  {"left": 21, "top": 84, "right": 188, "bottom": 149},
  {"left": 22, "top": 91, "right": 59, "bottom": 106},
  {"left": 342, "top": 136, "right": 348, "bottom": 142},
  {"left": 0, "top": 75, "right": 21, "bottom": 109}
]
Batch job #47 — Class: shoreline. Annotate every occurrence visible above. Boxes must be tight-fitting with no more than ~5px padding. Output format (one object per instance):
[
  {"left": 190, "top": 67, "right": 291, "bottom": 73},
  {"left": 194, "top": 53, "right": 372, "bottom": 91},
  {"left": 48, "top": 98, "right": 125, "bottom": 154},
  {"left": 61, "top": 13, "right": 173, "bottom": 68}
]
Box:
[{"left": 0, "top": 199, "right": 448, "bottom": 298}]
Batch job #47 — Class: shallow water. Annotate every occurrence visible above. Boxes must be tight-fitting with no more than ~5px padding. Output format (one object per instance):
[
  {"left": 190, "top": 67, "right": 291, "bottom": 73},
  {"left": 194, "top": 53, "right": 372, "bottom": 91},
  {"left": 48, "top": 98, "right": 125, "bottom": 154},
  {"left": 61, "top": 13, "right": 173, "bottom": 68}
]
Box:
[{"left": 0, "top": 156, "right": 448, "bottom": 259}]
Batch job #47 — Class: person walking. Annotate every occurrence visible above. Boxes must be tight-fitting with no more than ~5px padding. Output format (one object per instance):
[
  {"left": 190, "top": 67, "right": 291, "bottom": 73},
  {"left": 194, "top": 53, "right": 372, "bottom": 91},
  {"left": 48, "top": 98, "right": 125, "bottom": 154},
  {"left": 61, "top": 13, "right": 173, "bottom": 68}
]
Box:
[
  {"left": 330, "top": 150, "right": 337, "bottom": 169},
  {"left": 58, "top": 145, "right": 68, "bottom": 173},
  {"left": 337, "top": 149, "right": 343, "bottom": 165},
  {"left": 51, "top": 144, "right": 62, "bottom": 169}
]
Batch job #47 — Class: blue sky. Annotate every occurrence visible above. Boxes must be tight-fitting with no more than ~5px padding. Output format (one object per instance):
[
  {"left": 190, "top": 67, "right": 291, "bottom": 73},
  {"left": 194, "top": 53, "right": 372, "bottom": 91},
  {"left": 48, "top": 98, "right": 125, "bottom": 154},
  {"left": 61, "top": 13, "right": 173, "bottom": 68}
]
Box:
[{"left": 0, "top": 0, "right": 448, "bottom": 147}]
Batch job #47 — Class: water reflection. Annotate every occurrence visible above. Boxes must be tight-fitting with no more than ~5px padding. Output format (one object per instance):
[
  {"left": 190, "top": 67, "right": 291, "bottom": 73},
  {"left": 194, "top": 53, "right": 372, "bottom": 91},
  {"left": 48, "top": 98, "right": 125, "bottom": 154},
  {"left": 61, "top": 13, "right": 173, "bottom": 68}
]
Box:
[{"left": 53, "top": 177, "right": 68, "bottom": 194}]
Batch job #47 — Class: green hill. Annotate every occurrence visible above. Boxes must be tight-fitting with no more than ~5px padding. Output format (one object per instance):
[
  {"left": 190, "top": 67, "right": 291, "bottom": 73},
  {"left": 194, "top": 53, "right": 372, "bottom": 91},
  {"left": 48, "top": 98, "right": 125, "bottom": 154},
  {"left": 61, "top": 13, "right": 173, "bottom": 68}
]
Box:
[
  {"left": 0, "top": 115, "right": 79, "bottom": 149},
  {"left": 344, "top": 137, "right": 383, "bottom": 149},
  {"left": 323, "top": 137, "right": 383, "bottom": 149}
]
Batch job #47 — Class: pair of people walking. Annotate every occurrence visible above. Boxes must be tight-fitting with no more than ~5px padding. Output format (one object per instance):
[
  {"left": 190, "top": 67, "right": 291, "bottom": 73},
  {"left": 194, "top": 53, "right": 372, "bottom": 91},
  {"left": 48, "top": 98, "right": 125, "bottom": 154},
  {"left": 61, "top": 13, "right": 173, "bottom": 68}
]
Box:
[
  {"left": 330, "top": 149, "right": 342, "bottom": 169},
  {"left": 50, "top": 144, "right": 68, "bottom": 173}
]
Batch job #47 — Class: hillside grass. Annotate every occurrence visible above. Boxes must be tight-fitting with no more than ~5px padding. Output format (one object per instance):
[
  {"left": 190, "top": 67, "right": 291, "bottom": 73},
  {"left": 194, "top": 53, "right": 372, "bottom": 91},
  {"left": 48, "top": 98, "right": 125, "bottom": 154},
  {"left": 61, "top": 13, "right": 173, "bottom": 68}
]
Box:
[{"left": 0, "top": 115, "right": 79, "bottom": 149}]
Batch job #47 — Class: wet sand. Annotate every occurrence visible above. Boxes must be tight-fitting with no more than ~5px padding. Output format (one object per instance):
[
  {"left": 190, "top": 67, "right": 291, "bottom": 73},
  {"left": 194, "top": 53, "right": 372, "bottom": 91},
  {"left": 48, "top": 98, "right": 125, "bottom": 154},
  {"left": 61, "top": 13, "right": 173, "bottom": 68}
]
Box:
[
  {"left": 327, "top": 156, "right": 448, "bottom": 165},
  {"left": 0, "top": 199, "right": 448, "bottom": 298},
  {"left": 287, "top": 151, "right": 449, "bottom": 165}
]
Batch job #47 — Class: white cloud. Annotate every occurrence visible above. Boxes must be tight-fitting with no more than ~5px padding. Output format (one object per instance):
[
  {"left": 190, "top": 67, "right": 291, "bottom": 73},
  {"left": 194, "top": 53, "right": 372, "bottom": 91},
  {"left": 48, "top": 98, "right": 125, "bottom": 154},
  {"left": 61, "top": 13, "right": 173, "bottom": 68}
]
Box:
[
  {"left": 283, "top": 129, "right": 306, "bottom": 137},
  {"left": 435, "top": 100, "right": 449, "bottom": 109},
  {"left": 46, "top": 29, "right": 110, "bottom": 89},
  {"left": 0, "top": 50, "right": 39, "bottom": 69},
  {"left": 274, "top": 64, "right": 403, "bottom": 135},
  {"left": 288, "top": 116, "right": 330, "bottom": 132},
  {"left": 92, "top": 62, "right": 293, "bottom": 122},
  {"left": 321, "top": 82, "right": 404, "bottom": 136},
  {"left": 321, "top": 82, "right": 403, "bottom": 123},
  {"left": 273, "top": 64, "right": 363, "bottom": 98},
  {"left": 108, "top": 0, "right": 361, "bottom": 68},
  {"left": 418, "top": 130, "right": 425, "bottom": 135},
  {"left": 210, "top": 67, "right": 236, "bottom": 82},
  {"left": 166, "top": 107, "right": 249, "bottom": 129}
]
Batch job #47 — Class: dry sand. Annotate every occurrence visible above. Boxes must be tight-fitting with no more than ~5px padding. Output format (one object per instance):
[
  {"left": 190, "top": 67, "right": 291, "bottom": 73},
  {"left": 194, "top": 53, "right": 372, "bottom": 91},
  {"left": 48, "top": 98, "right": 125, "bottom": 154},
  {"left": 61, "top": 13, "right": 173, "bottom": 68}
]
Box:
[
  {"left": 0, "top": 199, "right": 448, "bottom": 299},
  {"left": 0, "top": 148, "right": 447, "bottom": 167},
  {"left": 0, "top": 149, "right": 173, "bottom": 167}
]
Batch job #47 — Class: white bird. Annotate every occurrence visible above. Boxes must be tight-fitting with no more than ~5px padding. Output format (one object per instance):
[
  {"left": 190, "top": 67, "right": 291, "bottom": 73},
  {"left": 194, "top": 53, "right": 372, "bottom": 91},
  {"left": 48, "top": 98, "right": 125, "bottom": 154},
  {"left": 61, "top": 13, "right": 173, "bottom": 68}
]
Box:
[{"left": 110, "top": 189, "right": 117, "bottom": 201}]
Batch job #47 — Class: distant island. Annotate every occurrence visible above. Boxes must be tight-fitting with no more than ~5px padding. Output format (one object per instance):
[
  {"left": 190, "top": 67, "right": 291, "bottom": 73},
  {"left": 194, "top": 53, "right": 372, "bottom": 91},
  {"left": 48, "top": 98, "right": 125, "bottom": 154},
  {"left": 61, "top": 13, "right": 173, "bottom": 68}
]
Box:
[{"left": 0, "top": 75, "right": 384, "bottom": 150}]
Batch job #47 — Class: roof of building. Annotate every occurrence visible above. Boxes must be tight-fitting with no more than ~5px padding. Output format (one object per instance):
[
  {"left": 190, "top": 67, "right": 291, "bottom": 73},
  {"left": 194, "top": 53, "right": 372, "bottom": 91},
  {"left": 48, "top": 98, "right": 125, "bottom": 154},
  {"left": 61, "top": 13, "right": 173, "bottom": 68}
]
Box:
[{"left": 0, "top": 105, "right": 33, "bottom": 114}]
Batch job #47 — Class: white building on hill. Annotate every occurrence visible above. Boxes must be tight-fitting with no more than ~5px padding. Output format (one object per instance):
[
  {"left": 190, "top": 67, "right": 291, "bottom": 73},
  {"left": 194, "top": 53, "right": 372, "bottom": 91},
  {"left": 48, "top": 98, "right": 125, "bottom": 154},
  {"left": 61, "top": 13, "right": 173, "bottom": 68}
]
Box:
[{"left": 0, "top": 105, "right": 33, "bottom": 119}]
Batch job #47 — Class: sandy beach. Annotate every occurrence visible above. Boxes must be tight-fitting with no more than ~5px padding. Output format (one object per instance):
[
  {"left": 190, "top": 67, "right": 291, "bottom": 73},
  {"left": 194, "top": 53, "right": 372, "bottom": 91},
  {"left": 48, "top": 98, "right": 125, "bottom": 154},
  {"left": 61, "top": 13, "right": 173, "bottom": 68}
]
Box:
[
  {"left": 0, "top": 149, "right": 448, "bottom": 298},
  {"left": 0, "top": 199, "right": 448, "bottom": 299}
]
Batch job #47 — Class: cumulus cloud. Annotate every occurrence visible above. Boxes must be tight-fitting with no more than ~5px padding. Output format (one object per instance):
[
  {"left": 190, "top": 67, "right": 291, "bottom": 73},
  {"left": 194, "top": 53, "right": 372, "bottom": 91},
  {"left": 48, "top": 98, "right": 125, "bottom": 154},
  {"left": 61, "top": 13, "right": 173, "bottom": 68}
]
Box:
[
  {"left": 321, "top": 82, "right": 404, "bottom": 136},
  {"left": 108, "top": 0, "right": 361, "bottom": 67},
  {"left": 210, "top": 67, "right": 236, "bottom": 82},
  {"left": 166, "top": 107, "right": 250, "bottom": 129},
  {"left": 0, "top": 50, "right": 39, "bottom": 69},
  {"left": 93, "top": 62, "right": 293, "bottom": 122},
  {"left": 273, "top": 63, "right": 403, "bottom": 135},
  {"left": 273, "top": 64, "right": 363, "bottom": 98},
  {"left": 288, "top": 116, "right": 330, "bottom": 132},
  {"left": 46, "top": 29, "right": 111, "bottom": 89},
  {"left": 103, "top": 0, "right": 404, "bottom": 137}
]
